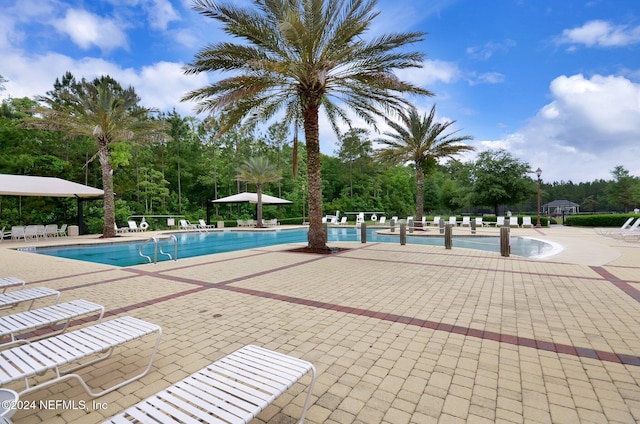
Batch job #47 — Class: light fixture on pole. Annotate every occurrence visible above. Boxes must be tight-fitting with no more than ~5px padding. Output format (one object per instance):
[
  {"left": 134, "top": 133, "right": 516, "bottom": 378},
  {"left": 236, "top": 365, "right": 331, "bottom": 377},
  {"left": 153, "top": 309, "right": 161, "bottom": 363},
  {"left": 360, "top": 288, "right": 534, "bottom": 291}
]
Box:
[{"left": 535, "top": 167, "right": 542, "bottom": 228}]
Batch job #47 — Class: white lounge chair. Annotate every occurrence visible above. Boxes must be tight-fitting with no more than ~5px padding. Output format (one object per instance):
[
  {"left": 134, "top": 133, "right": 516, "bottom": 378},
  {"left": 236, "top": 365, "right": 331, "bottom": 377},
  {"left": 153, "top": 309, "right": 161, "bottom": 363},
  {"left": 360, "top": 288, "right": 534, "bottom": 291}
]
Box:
[
  {"left": 0, "top": 277, "right": 25, "bottom": 293},
  {"left": 496, "top": 216, "right": 505, "bottom": 227},
  {"left": 600, "top": 217, "right": 637, "bottom": 235},
  {"left": 339, "top": 216, "right": 348, "bottom": 225},
  {"left": 379, "top": 216, "right": 386, "bottom": 225},
  {"left": 56, "top": 223, "right": 68, "bottom": 236},
  {"left": 44, "top": 224, "right": 58, "bottom": 238},
  {"left": 448, "top": 216, "right": 457, "bottom": 226},
  {"left": 198, "top": 219, "right": 216, "bottom": 230},
  {"left": 391, "top": 216, "right": 398, "bottom": 225},
  {"left": 509, "top": 216, "right": 520, "bottom": 227},
  {"left": 431, "top": 216, "right": 441, "bottom": 227},
  {"left": 0, "top": 316, "right": 161, "bottom": 397},
  {"left": 24, "top": 225, "right": 39, "bottom": 240},
  {"left": 522, "top": 216, "right": 534, "bottom": 228},
  {"left": 475, "top": 217, "right": 484, "bottom": 227},
  {"left": 115, "top": 223, "right": 129, "bottom": 234},
  {"left": 0, "top": 226, "right": 10, "bottom": 241},
  {"left": 0, "top": 299, "right": 104, "bottom": 348},
  {"left": 104, "top": 344, "right": 316, "bottom": 424},
  {"left": 0, "top": 287, "right": 60, "bottom": 311},
  {"left": 128, "top": 221, "right": 144, "bottom": 232},
  {"left": 610, "top": 218, "right": 640, "bottom": 240},
  {"left": 461, "top": 216, "right": 471, "bottom": 227},
  {"left": 179, "top": 219, "right": 198, "bottom": 231},
  {"left": 10, "top": 226, "right": 24, "bottom": 241}
]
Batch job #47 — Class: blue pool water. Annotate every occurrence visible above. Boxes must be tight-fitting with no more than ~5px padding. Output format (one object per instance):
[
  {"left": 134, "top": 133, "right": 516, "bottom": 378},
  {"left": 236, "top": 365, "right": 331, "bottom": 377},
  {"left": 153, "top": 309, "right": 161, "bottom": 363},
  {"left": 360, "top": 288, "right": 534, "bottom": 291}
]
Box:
[{"left": 33, "top": 227, "right": 554, "bottom": 267}]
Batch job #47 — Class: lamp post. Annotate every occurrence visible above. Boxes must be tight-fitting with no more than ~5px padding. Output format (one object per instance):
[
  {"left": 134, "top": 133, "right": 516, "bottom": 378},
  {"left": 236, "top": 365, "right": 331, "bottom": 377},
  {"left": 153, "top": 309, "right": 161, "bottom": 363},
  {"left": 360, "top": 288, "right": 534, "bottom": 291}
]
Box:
[{"left": 535, "top": 167, "right": 542, "bottom": 228}]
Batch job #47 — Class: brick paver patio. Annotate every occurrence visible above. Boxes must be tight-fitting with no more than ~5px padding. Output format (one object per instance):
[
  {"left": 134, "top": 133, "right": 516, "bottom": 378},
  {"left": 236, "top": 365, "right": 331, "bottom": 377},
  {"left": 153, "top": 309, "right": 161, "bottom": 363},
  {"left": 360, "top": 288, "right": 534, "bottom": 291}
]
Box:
[{"left": 0, "top": 225, "right": 639, "bottom": 423}]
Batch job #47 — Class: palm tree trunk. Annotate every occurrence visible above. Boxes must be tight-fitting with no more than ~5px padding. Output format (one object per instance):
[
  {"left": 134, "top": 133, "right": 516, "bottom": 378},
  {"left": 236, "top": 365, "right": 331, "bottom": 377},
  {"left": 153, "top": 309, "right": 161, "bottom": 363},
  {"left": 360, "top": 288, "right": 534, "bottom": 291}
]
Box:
[
  {"left": 98, "top": 141, "right": 116, "bottom": 238},
  {"left": 415, "top": 166, "right": 425, "bottom": 228},
  {"left": 256, "top": 185, "right": 264, "bottom": 228},
  {"left": 303, "top": 104, "right": 327, "bottom": 250}
]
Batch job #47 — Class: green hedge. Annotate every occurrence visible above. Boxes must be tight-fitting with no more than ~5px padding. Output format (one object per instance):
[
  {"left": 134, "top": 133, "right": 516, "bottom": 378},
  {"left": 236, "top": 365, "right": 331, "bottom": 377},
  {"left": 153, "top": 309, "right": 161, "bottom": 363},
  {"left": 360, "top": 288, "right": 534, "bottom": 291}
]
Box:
[{"left": 564, "top": 214, "right": 637, "bottom": 227}]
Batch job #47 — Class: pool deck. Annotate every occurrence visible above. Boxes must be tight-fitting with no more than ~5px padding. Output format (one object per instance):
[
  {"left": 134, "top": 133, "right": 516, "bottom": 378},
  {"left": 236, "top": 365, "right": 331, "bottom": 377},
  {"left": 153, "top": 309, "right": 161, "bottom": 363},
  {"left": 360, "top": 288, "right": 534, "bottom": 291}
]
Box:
[{"left": 1, "top": 224, "right": 639, "bottom": 423}]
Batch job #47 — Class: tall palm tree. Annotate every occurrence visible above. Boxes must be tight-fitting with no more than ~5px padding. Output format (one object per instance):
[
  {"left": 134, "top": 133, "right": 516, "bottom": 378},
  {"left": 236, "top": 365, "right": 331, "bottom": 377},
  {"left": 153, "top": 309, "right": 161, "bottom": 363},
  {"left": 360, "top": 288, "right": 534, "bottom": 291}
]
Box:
[
  {"left": 182, "top": 0, "right": 432, "bottom": 250},
  {"left": 24, "top": 75, "right": 165, "bottom": 238},
  {"left": 377, "top": 105, "right": 474, "bottom": 226},
  {"left": 236, "top": 157, "right": 282, "bottom": 227}
]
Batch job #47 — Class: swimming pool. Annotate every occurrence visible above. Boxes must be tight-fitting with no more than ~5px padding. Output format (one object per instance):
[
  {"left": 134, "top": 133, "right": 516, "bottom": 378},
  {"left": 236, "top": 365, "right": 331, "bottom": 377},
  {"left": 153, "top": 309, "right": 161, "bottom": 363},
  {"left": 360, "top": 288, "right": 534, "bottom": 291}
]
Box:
[{"left": 33, "top": 227, "right": 554, "bottom": 267}]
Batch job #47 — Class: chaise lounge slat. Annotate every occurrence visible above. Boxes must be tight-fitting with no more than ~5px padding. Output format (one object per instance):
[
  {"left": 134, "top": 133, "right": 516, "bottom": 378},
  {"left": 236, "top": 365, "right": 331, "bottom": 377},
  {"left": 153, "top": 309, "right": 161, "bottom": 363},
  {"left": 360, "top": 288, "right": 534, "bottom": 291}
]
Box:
[
  {"left": 0, "top": 278, "right": 25, "bottom": 293},
  {"left": 105, "top": 344, "right": 316, "bottom": 424},
  {"left": 0, "top": 300, "right": 104, "bottom": 347},
  {"left": 0, "top": 287, "right": 60, "bottom": 310},
  {"left": 0, "top": 316, "right": 161, "bottom": 397}
]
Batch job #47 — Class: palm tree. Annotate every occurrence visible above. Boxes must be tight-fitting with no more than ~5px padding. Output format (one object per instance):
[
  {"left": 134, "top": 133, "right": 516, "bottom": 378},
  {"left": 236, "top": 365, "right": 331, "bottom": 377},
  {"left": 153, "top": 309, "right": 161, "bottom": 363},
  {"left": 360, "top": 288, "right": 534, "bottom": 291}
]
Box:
[
  {"left": 377, "top": 105, "right": 474, "bottom": 226},
  {"left": 236, "top": 157, "right": 282, "bottom": 227},
  {"left": 24, "top": 75, "right": 165, "bottom": 238},
  {"left": 182, "top": 0, "right": 432, "bottom": 250}
]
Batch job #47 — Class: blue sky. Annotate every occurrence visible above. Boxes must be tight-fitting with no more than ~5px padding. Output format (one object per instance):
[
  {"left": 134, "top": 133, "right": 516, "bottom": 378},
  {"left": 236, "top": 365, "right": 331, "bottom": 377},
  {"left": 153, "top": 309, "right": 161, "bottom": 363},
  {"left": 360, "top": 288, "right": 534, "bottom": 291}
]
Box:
[{"left": 1, "top": 0, "right": 639, "bottom": 183}]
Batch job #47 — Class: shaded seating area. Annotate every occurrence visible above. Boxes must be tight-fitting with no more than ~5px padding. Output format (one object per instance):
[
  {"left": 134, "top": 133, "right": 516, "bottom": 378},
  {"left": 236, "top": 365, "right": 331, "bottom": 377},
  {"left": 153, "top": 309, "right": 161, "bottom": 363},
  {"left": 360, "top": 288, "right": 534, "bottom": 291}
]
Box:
[
  {"left": 6, "top": 224, "right": 68, "bottom": 241},
  {"left": 104, "top": 344, "right": 316, "bottom": 424}
]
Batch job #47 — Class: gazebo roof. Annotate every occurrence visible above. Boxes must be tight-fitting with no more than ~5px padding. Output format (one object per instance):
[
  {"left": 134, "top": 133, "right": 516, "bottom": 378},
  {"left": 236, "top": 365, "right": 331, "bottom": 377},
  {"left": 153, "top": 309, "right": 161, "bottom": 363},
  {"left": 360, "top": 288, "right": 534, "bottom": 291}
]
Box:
[
  {"left": 542, "top": 199, "right": 579, "bottom": 208},
  {"left": 0, "top": 174, "right": 104, "bottom": 198}
]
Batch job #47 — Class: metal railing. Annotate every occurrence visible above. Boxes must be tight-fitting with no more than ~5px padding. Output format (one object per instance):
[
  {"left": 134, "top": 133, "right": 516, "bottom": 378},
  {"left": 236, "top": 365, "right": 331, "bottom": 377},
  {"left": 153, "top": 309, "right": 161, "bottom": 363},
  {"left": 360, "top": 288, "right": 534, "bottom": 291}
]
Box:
[{"left": 139, "top": 235, "right": 178, "bottom": 264}]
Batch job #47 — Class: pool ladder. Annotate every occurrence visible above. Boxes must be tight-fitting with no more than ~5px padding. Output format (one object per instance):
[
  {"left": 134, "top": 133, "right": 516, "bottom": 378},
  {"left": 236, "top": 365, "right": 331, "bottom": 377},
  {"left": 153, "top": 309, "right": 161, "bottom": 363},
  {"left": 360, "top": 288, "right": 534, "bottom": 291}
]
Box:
[{"left": 139, "top": 235, "right": 178, "bottom": 264}]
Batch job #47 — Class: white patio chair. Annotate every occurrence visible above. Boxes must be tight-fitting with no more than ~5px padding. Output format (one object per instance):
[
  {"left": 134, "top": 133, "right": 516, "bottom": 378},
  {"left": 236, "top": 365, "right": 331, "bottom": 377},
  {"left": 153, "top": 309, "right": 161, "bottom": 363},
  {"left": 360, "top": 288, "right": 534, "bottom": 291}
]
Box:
[
  {"left": 44, "top": 224, "right": 58, "bottom": 238},
  {"left": 522, "top": 216, "right": 534, "bottom": 228},
  {"left": 0, "top": 227, "right": 10, "bottom": 242},
  {"left": 379, "top": 216, "right": 386, "bottom": 224},
  {"left": 10, "top": 226, "right": 24, "bottom": 241},
  {"left": 24, "top": 225, "right": 39, "bottom": 240},
  {"left": 0, "top": 287, "right": 60, "bottom": 311},
  {"left": 198, "top": 219, "right": 215, "bottom": 230},
  {"left": 104, "top": 345, "right": 315, "bottom": 424},
  {"left": 56, "top": 223, "right": 68, "bottom": 236},
  {"left": 128, "top": 221, "right": 144, "bottom": 232},
  {"left": 0, "top": 277, "right": 25, "bottom": 293},
  {"left": 509, "top": 216, "right": 520, "bottom": 227},
  {"left": 448, "top": 216, "right": 458, "bottom": 226},
  {"left": 0, "top": 299, "right": 104, "bottom": 348},
  {"left": 461, "top": 216, "right": 471, "bottom": 227},
  {"left": 0, "top": 316, "right": 161, "bottom": 397},
  {"left": 496, "top": 216, "right": 505, "bottom": 227}
]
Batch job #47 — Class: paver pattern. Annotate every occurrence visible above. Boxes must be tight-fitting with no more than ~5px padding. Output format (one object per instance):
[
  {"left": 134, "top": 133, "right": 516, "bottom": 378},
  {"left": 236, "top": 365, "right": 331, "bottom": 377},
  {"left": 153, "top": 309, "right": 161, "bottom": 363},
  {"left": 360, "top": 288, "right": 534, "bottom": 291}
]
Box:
[{"left": 0, "top": 225, "right": 639, "bottom": 423}]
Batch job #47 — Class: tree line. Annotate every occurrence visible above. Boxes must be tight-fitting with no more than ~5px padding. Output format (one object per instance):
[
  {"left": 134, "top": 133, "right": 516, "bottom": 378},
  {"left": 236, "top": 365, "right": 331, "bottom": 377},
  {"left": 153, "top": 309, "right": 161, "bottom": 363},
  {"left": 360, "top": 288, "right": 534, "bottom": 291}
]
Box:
[{"left": 1, "top": 86, "right": 636, "bottom": 234}]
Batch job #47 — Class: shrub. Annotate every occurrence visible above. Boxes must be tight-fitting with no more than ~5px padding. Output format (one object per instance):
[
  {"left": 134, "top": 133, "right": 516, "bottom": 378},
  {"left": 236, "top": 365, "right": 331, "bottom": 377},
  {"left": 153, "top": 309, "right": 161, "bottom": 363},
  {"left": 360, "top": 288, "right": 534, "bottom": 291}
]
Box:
[{"left": 564, "top": 214, "right": 636, "bottom": 227}]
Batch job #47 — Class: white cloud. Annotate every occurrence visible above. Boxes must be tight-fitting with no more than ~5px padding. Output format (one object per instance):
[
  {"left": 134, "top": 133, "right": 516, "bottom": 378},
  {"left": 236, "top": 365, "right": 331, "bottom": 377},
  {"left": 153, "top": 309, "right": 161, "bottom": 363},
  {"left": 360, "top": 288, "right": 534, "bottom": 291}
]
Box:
[
  {"left": 51, "top": 8, "right": 129, "bottom": 52},
  {"left": 466, "top": 39, "right": 516, "bottom": 60},
  {"left": 144, "top": 0, "right": 181, "bottom": 30},
  {"left": 557, "top": 20, "right": 640, "bottom": 48},
  {"left": 468, "top": 72, "right": 505, "bottom": 85},
  {"left": 483, "top": 73, "right": 640, "bottom": 182},
  {"left": 1, "top": 48, "right": 206, "bottom": 118},
  {"left": 397, "top": 59, "right": 461, "bottom": 86}
]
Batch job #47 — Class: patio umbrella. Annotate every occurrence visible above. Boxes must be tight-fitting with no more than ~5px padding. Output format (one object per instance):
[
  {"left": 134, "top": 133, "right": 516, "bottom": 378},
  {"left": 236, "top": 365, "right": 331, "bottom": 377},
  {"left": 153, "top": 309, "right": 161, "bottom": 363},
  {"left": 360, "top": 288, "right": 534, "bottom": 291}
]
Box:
[{"left": 209, "top": 192, "right": 292, "bottom": 205}]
